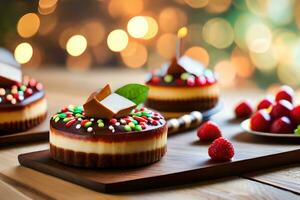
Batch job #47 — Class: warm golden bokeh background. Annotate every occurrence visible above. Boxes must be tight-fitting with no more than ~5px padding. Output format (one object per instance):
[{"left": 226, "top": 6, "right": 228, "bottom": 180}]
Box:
[{"left": 1, "top": 0, "right": 300, "bottom": 88}]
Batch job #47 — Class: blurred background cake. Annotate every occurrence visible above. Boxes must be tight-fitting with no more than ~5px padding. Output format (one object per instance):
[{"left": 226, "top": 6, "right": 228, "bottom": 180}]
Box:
[{"left": 145, "top": 56, "right": 219, "bottom": 118}]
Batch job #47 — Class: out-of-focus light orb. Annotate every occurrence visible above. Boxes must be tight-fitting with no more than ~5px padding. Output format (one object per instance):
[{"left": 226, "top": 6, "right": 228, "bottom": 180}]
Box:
[
  {"left": 159, "top": 7, "right": 187, "bottom": 33},
  {"left": 246, "top": 0, "right": 268, "bottom": 17},
  {"left": 177, "top": 26, "right": 188, "bottom": 38},
  {"left": 277, "top": 64, "right": 300, "bottom": 87},
  {"left": 156, "top": 33, "right": 177, "bottom": 59},
  {"left": 184, "top": 0, "right": 209, "bottom": 8},
  {"left": 230, "top": 48, "right": 254, "bottom": 78},
  {"left": 184, "top": 46, "right": 209, "bottom": 67},
  {"left": 14, "top": 43, "right": 33, "bottom": 64},
  {"left": 17, "top": 13, "right": 40, "bottom": 38},
  {"left": 66, "top": 35, "right": 87, "bottom": 56},
  {"left": 127, "top": 16, "right": 148, "bottom": 38},
  {"left": 214, "top": 60, "right": 236, "bottom": 86},
  {"left": 82, "top": 21, "right": 105, "bottom": 47},
  {"left": 267, "top": 0, "right": 293, "bottom": 25},
  {"left": 23, "top": 45, "right": 42, "bottom": 68},
  {"left": 38, "top": 0, "right": 57, "bottom": 15},
  {"left": 295, "top": 1, "right": 300, "bottom": 29},
  {"left": 59, "top": 28, "right": 74, "bottom": 49},
  {"left": 273, "top": 30, "right": 297, "bottom": 66},
  {"left": 246, "top": 23, "right": 272, "bottom": 53},
  {"left": 107, "top": 29, "right": 128, "bottom": 52},
  {"left": 67, "top": 52, "right": 92, "bottom": 71},
  {"left": 250, "top": 46, "right": 278, "bottom": 73},
  {"left": 203, "top": 18, "right": 234, "bottom": 49},
  {"left": 143, "top": 17, "right": 158, "bottom": 39},
  {"left": 108, "top": 0, "right": 143, "bottom": 18},
  {"left": 206, "top": 0, "right": 232, "bottom": 14},
  {"left": 234, "top": 14, "right": 260, "bottom": 50},
  {"left": 121, "top": 42, "right": 148, "bottom": 68}
]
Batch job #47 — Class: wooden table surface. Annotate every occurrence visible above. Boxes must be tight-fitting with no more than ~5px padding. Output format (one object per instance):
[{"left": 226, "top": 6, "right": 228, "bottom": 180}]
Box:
[{"left": 0, "top": 68, "right": 299, "bottom": 200}]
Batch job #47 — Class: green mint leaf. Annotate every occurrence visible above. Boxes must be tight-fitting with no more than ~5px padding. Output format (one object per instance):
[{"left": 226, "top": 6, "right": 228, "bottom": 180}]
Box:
[
  {"left": 294, "top": 125, "right": 300, "bottom": 135},
  {"left": 115, "top": 84, "right": 149, "bottom": 105}
]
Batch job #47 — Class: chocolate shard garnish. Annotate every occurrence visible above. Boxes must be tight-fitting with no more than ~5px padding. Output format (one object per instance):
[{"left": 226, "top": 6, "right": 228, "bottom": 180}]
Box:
[
  {"left": 0, "top": 48, "right": 22, "bottom": 86},
  {"left": 166, "top": 56, "right": 205, "bottom": 77},
  {"left": 83, "top": 84, "right": 136, "bottom": 119}
]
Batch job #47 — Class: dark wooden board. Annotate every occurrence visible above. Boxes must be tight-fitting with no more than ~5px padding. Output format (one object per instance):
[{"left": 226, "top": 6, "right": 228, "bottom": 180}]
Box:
[{"left": 18, "top": 113, "right": 300, "bottom": 193}]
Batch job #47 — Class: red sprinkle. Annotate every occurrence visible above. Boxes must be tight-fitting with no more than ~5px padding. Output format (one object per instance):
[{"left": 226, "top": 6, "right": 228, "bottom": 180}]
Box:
[
  {"left": 125, "top": 118, "right": 132, "bottom": 123},
  {"left": 61, "top": 107, "right": 69, "bottom": 112},
  {"left": 13, "top": 93, "right": 19, "bottom": 99},
  {"left": 110, "top": 118, "right": 117, "bottom": 124},
  {"left": 134, "top": 116, "right": 148, "bottom": 123},
  {"left": 141, "top": 116, "right": 149, "bottom": 120},
  {"left": 141, "top": 124, "right": 146, "bottom": 129},
  {"left": 66, "top": 119, "right": 76, "bottom": 127},
  {"left": 151, "top": 120, "right": 158, "bottom": 125},
  {"left": 80, "top": 119, "right": 90, "bottom": 126},
  {"left": 16, "top": 82, "right": 22, "bottom": 87},
  {"left": 25, "top": 88, "right": 33, "bottom": 96}
]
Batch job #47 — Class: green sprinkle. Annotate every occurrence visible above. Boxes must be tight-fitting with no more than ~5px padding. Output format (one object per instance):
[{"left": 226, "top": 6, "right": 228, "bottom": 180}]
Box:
[
  {"left": 20, "top": 85, "right": 27, "bottom": 91},
  {"left": 84, "top": 121, "right": 92, "bottom": 128},
  {"left": 164, "top": 75, "right": 173, "bottom": 83},
  {"left": 68, "top": 105, "right": 74, "bottom": 112},
  {"left": 58, "top": 113, "right": 67, "bottom": 118},
  {"left": 74, "top": 106, "right": 83, "bottom": 114},
  {"left": 52, "top": 114, "right": 58, "bottom": 120},
  {"left": 54, "top": 116, "right": 60, "bottom": 123},
  {"left": 75, "top": 113, "right": 84, "bottom": 118},
  {"left": 98, "top": 122, "right": 104, "bottom": 127},
  {"left": 142, "top": 111, "right": 150, "bottom": 115},
  {"left": 180, "top": 73, "right": 190, "bottom": 80},
  {"left": 132, "top": 120, "right": 138, "bottom": 125},
  {"left": 128, "top": 122, "right": 135, "bottom": 128},
  {"left": 133, "top": 112, "right": 142, "bottom": 117},
  {"left": 124, "top": 125, "right": 131, "bottom": 132},
  {"left": 134, "top": 125, "right": 142, "bottom": 131},
  {"left": 63, "top": 117, "right": 73, "bottom": 122},
  {"left": 97, "top": 119, "right": 103, "bottom": 123}
]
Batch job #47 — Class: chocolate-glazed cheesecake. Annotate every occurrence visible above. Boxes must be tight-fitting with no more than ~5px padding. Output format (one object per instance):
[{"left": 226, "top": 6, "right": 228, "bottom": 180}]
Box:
[
  {"left": 145, "top": 56, "right": 219, "bottom": 118},
  {"left": 50, "top": 84, "right": 167, "bottom": 168},
  {"left": 0, "top": 48, "right": 47, "bottom": 132}
]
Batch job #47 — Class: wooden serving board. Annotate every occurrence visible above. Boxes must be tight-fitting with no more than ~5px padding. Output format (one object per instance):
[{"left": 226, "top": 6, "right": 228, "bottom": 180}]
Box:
[{"left": 18, "top": 114, "right": 300, "bottom": 193}]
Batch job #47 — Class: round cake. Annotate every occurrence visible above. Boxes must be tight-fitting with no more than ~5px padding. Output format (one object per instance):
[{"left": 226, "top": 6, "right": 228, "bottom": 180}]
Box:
[
  {"left": 145, "top": 56, "right": 219, "bottom": 118},
  {"left": 0, "top": 76, "right": 47, "bottom": 132},
  {"left": 49, "top": 84, "right": 167, "bottom": 168}
]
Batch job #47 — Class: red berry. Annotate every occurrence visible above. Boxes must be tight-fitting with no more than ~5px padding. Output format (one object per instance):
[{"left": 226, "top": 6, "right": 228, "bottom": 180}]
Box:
[
  {"left": 250, "top": 109, "right": 272, "bottom": 132},
  {"left": 270, "top": 117, "right": 293, "bottom": 134},
  {"left": 109, "top": 118, "right": 117, "bottom": 124},
  {"left": 151, "top": 77, "right": 160, "bottom": 85},
  {"left": 25, "top": 88, "right": 33, "bottom": 96},
  {"left": 275, "top": 85, "right": 294, "bottom": 103},
  {"left": 36, "top": 82, "right": 43, "bottom": 90},
  {"left": 208, "top": 137, "right": 234, "bottom": 161},
  {"left": 290, "top": 105, "right": 300, "bottom": 125},
  {"left": 187, "top": 78, "right": 195, "bottom": 87},
  {"left": 270, "top": 100, "right": 293, "bottom": 119},
  {"left": 235, "top": 101, "right": 253, "bottom": 119},
  {"left": 257, "top": 97, "right": 273, "bottom": 110},
  {"left": 195, "top": 76, "right": 206, "bottom": 86},
  {"left": 197, "top": 121, "right": 222, "bottom": 142}
]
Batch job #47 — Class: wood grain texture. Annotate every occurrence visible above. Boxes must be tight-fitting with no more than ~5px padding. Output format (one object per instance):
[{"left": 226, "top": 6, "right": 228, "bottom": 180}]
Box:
[
  {"left": 18, "top": 110, "right": 300, "bottom": 193},
  {"left": 243, "top": 164, "right": 300, "bottom": 195}
]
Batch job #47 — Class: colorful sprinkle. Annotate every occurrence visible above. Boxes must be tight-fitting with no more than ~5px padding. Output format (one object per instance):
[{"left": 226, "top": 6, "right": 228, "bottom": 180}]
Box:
[
  {"left": 66, "top": 119, "right": 76, "bottom": 127},
  {"left": 84, "top": 121, "right": 92, "bottom": 128},
  {"left": 76, "top": 124, "right": 81, "bottom": 129},
  {"left": 124, "top": 125, "right": 131, "bottom": 132},
  {"left": 180, "top": 73, "right": 190, "bottom": 80},
  {"left": 87, "top": 127, "right": 93, "bottom": 132},
  {"left": 134, "top": 125, "right": 142, "bottom": 131},
  {"left": 0, "top": 88, "right": 5, "bottom": 96},
  {"left": 54, "top": 116, "right": 60, "bottom": 122},
  {"left": 164, "top": 75, "right": 173, "bottom": 83},
  {"left": 98, "top": 122, "right": 104, "bottom": 127},
  {"left": 97, "top": 119, "right": 103, "bottom": 123}
]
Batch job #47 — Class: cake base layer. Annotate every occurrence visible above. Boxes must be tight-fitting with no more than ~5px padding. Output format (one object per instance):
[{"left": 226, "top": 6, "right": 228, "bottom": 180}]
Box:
[
  {"left": 50, "top": 144, "right": 167, "bottom": 168},
  {"left": 0, "top": 113, "right": 47, "bottom": 133},
  {"left": 146, "top": 97, "right": 218, "bottom": 113}
]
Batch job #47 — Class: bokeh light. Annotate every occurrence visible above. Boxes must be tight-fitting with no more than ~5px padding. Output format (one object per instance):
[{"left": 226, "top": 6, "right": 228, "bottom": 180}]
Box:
[
  {"left": 121, "top": 42, "right": 148, "bottom": 68},
  {"left": 250, "top": 46, "right": 278, "bottom": 73},
  {"left": 107, "top": 29, "right": 128, "bottom": 52},
  {"left": 184, "top": 46, "right": 209, "bottom": 67},
  {"left": 142, "top": 17, "right": 158, "bottom": 39},
  {"left": 230, "top": 47, "right": 254, "bottom": 78},
  {"left": 156, "top": 33, "right": 177, "bottom": 59},
  {"left": 81, "top": 21, "right": 105, "bottom": 47},
  {"left": 159, "top": 7, "right": 187, "bottom": 33},
  {"left": 17, "top": 13, "right": 40, "bottom": 38},
  {"left": 246, "top": 0, "right": 268, "bottom": 16},
  {"left": 246, "top": 22, "right": 272, "bottom": 53},
  {"left": 203, "top": 18, "right": 234, "bottom": 49},
  {"left": 38, "top": 0, "right": 57, "bottom": 15},
  {"left": 127, "top": 16, "right": 148, "bottom": 38},
  {"left": 108, "top": 0, "right": 143, "bottom": 18},
  {"left": 206, "top": 0, "right": 232, "bottom": 14},
  {"left": 14, "top": 42, "right": 33, "bottom": 64},
  {"left": 38, "top": 14, "right": 57, "bottom": 35},
  {"left": 214, "top": 60, "right": 236, "bottom": 86},
  {"left": 266, "top": 0, "right": 293, "bottom": 25},
  {"left": 66, "top": 35, "right": 87, "bottom": 56},
  {"left": 184, "top": 0, "right": 209, "bottom": 8}
]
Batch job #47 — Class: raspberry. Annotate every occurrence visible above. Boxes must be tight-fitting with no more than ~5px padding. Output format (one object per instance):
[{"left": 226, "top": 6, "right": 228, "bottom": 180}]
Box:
[
  {"left": 197, "top": 121, "right": 222, "bottom": 142},
  {"left": 235, "top": 101, "right": 253, "bottom": 119},
  {"left": 208, "top": 137, "right": 234, "bottom": 161}
]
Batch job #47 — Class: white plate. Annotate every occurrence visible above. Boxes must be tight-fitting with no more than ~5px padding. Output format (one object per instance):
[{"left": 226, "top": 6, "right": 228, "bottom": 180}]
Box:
[{"left": 240, "top": 119, "right": 300, "bottom": 138}]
